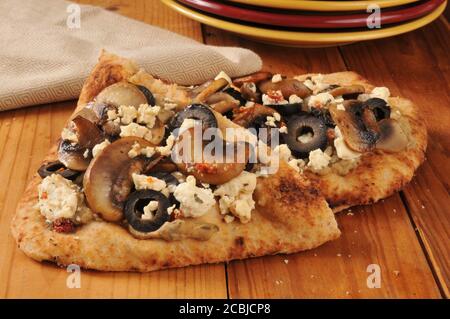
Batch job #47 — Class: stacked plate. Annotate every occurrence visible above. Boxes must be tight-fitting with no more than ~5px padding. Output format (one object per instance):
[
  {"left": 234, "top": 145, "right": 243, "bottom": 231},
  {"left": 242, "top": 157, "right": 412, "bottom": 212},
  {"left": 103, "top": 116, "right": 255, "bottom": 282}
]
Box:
[{"left": 161, "top": 0, "right": 447, "bottom": 47}]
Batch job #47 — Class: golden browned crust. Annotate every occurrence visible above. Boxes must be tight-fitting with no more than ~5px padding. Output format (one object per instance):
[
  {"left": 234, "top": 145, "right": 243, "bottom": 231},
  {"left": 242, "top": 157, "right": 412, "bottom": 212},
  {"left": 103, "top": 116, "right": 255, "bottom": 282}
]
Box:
[
  {"left": 77, "top": 50, "right": 139, "bottom": 108},
  {"left": 10, "top": 52, "right": 340, "bottom": 272},
  {"left": 297, "top": 72, "right": 427, "bottom": 211}
]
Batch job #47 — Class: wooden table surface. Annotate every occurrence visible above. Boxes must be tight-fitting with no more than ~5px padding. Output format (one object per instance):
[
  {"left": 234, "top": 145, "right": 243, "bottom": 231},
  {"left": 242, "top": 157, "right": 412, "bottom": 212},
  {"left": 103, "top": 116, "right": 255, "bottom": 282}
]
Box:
[{"left": 0, "top": 0, "right": 448, "bottom": 299}]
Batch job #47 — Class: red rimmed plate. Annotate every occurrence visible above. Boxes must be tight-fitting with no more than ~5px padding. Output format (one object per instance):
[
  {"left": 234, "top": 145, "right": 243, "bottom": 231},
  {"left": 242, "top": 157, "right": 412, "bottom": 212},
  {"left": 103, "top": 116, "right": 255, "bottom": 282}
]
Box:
[{"left": 178, "top": 0, "right": 445, "bottom": 29}]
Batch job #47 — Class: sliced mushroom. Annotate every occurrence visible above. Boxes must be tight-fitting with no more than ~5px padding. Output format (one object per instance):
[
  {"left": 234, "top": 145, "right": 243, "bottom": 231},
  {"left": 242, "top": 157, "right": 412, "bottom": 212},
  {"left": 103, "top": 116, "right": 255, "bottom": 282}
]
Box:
[
  {"left": 329, "top": 101, "right": 380, "bottom": 152},
  {"left": 95, "top": 82, "right": 148, "bottom": 108},
  {"left": 232, "top": 71, "right": 272, "bottom": 88},
  {"left": 285, "top": 114, "right": 328, "bottom": 158},
  {"left": 223, "top": 87, "right": 246, "bottom": 106},
  {"left": 258, "top": 78, "right": 311, "bottom": 99},
  {"left": 207, "top": 92, "right": 240, "bottom": 114},
  {"left": 174, "top": 128, "right": 250, "bottom": 185},
  {"left": 376, "top": 119, "right": 408, "bottom": 152},
  {"left": 193, "top": 78, "right": 229, "bottom": 103},
  {"left": 232, "top": 103, "right": 276, "bottom": 128},
  {"left": 364, "top": 98, "right": 391, "bottom": 121},
  {"left": 57, "top": 116, "right": 104, "bottom": 171},
  {"left": 83, "top": 137, "right": 156, "bottom": 222},
  {"left": 240, "top": 82, "right": 261, "bottom": 102},
  {"left": 125, "top": 190, "right": 170, "bottom": 238},
  {"left": 327, "top": 85, "right": 366, "bottom": 98},
  {"left": 38, "top": 161, "right": 80, "bottom": 180}
]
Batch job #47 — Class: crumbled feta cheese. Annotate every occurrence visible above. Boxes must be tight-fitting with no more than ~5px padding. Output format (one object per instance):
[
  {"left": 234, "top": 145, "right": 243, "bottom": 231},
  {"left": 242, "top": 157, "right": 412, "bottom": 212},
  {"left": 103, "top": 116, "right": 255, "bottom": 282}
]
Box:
[
  {"left": 61, "top": 128, "right": 78, "bottom": 144},
  {"left": 334, "top": 126, "right": 361, "bottom": 160},
  {"left": 288, "top": 158, "right": 305, "bottom": 172},
  {"left": 92, "top": 139, "right": 110, "bottom": 158},
  {"left": 337, "top": 103, "right": 346, "bottom": 110},
  {"left": 214, "top": 71, "right": 232, "bottom": 84},
  {"left": 120, "top": 122, "right": 149, "bottom": 139},
  {"left": 156, "top": 134, "right": 175, "bottom": 156},
  {"left": 137, "top": 104, "right": 160, "bottom": 128},
  {"left": 308, "top": 148, "right": 331, "bottom": 171},
  {"left": 128, "top": 142, "right": 156, "bottom": 158},
  {"left": 262, "top": 91, "right": 288, "bottom": 105},
  {"left": 391, "top": 109, "right": 402, "bottom": 120},
  {"left": 272, "top": 74, "right": 283, "bottom": 83},
  {"left": 279, "top": 126, "right": 288, "bottom": 134},
  {"left": 301, "top": 74, "right": 330, "bottom": 94},
  {"left": 298, "top": 132, "right": 314, "bottom": 144},
  {"left": 289, "top": 94, "right": 302, "bottom": 104},
  {"left": 142, "top": 201, "right": 159, "bottom": 220},
  {"left": 214, "top": 171, "right": 257, "bottom": 223},
  {"left": 244, "top": 101, "right": 255, "bottom": 108},
  {"left": 37, "top": 174, "right": 91, "bottom": 223},
  {"left": 132, "top": 173, "right": 167, "bottom": 191},
  {"left": 223, "top": 215, "right": 235, "bottom": 223},
  {"left": 308, "top": 92, "right": 334, "bottom": 109},
  {"left": 107, "top": 109, "right": 118, "bottom": 121},
  {"left": 370, "top": 87, "right": 390, "bottom": 101},
  {"left": 83, "top": 149, "right": 89, "bottom": 159},
  {"left": 265, "top": 115, "right": 277, "bottom": 127},
  {"left": 118, "top": 105, "right": 138, "bottom": 125},
  {"left": 173, "top": 175, "right": 216, "bottom": 218},
  {"left": 167, "top": 204, "right": 176, "bottom": 215},
  {"left": 273, "top": 112, "right": 281, "bottom": 121}
]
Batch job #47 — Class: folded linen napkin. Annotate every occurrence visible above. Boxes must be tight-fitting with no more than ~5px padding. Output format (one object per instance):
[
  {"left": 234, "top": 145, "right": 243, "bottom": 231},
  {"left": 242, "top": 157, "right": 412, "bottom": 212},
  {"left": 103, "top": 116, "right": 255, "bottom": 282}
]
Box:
[{"left": 0, "top": 0, "right": 262, "bottom": 111}]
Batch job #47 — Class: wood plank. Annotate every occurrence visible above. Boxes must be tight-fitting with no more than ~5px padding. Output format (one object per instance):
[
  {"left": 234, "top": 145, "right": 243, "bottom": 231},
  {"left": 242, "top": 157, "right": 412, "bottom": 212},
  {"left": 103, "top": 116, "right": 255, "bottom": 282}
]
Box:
[
  {"left": 339, "top": 17, "right": 450, "bottom": 296},
  {"left": 1, "top": 0, "right": 227, "bottom": 298},
  {"left": 202, "top": 25, "right": 442, "bottom": 298}
]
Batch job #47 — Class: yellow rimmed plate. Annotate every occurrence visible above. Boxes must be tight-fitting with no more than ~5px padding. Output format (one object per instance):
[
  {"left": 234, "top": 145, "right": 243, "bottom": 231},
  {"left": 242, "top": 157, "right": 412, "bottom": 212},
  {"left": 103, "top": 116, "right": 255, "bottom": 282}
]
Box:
[
  {"left": 161, "top": 0, "right": 447, "bottom": 47},
  {"left": 229, "top": 0, "right": 421, "bottom": 12}
]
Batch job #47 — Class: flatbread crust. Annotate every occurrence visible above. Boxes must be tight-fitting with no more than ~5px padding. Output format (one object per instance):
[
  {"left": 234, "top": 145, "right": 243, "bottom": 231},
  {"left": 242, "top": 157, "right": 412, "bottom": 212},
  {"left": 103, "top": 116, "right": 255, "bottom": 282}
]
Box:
[
  {"left": 296, "top": 72, "right": 427, "bottom": 212},
  {"left": 10, "top": 52, "right": 340, "bottom": 272}
]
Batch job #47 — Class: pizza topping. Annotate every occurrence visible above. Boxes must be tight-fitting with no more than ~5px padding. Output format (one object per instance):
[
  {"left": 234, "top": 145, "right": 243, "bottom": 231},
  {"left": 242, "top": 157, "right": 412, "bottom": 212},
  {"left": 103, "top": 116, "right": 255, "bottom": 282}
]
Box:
[
  {"left": 300, "top": 74, "right": 330, "bottom": 95},
  {"left": 83, "top": 137, "right": 156, "bottom": 222},
  {"left": 214, "top": 171, "right": 257, "bottom": 223},
  {"left": 125, "top": 190, "right": 170, "bottom": 237},
  {"left": 285, "top": 114, "right": 328, "bottom": 158},
  {"left": 358, "top": 86, "right": 391, "bottom": 102},
  {"left": 38, "top": 174, "right": 93, "bottom": 225},
  {"left": 232, "top": 71, "right": 272, "bottom": 88},
  {"left": 95, "top": 82, "right": 148, "bottom": 108},
  {"left": 364, "top": 98, "right": 391, "bottom": 121},
  {"left": 169, "top": 104, "right": 218, "bottom": 134},
  {"left": 136, "top": 85, "right": 156, "bottom": 106},
  {"left": 258, "top": 78, "right": 311, "bottom": 100},
  {"left": 52, "top": 218, "right": 76, "bottom": 233},
  {"left": 240, "top": 82, "right": 261, "bottom": 102},
  {"left": 307, "top": 92, "right": 335, "bottom": 109},
  {"left": 38, "top": 161, "right": 80, "bottom": 181},
  {"left": 194, "top": 78, "right": 229, "bottom": 103},
  {"left": 206, "top": 91, "right": 241, "bottom": 114},
  {"left": 173, "top": 175, "right": 215, "bottom": 218},
  {"left": 327, "top": 85, "right": 365, "bottom": 99},
  {"left": 92, "top": 139, "right": 111, "bottom": 158},
  {"left": 61, "top": 127, "right": 79, "bottom": 144},
  {"left": 375, "top": 119, "right": 408, "bottom": 153},
  {"left": 333, "top": 126, "right": 362, "bottom": 161},
  {"left": 307, "top": 149, "right": 331, "bottom": 171}
]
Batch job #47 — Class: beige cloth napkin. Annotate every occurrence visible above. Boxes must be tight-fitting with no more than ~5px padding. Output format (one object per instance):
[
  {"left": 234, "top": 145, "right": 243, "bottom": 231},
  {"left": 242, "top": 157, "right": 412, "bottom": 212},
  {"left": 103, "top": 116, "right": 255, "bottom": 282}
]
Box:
[{"left": 0, "top": 0, "right": 262, "bottom": 111}]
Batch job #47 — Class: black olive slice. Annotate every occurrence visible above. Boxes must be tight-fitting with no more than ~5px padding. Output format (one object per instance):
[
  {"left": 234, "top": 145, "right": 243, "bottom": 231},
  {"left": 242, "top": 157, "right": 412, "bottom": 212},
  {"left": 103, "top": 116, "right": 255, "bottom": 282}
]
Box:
[
  {"left": 38, "top": 161, "right": 80, "bottom": 180},
  {"left": 247, "top": 114, "right": 282, "bottom": 145},
  {"left": 125, "top": 190, "right": 170, "bottom": 233},
  {"left": 266, "top": 103, "right": 301, "bottom": 116},
  {"left": 363, "top": 98, "right": 391, "bottom": 121},
  {"left": 223, "top": 87, "right": 246, "bottom": 106},
  {"left": 310, "top": 107, "right": 335, "bottom": 127},
  {"left": 136, "top": 85, "right": 156, "bottom": 106},
  {"left": 285, "top": 114, "right": 328, "bottom": 158},
  {"left": 168, "top": 103, "right": 218, "bottom": 134}
]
